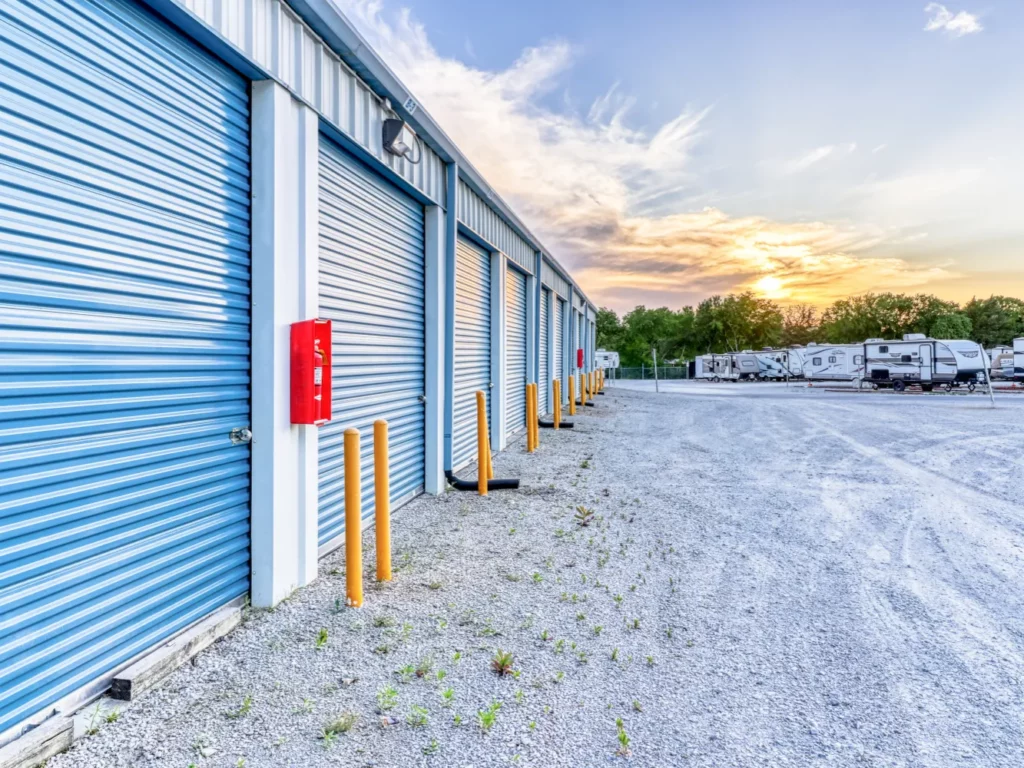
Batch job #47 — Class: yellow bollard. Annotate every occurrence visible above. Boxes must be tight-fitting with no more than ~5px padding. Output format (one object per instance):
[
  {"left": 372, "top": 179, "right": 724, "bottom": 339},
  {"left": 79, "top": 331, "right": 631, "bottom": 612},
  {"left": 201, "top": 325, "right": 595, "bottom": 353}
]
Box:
[
  {"left": 344, "top": 428, "right": 363, "bottom": 607},
  {"left": 580, "top": 373, "right": 587, "bottom": 406},
  {"left": 553, "top": 379, "right": 561, "bottom": 429},
  {"left": 476, "top": 390, "right": 488, "bottom": 495},
  {"left": 373, "top": 420, "right": 391, "bottom": 582},
  {"left": 532, "top": 383, "right": 540, "bottom": 448},
  {"left": 569, "top": 375, "right": 576, "bottom": 415},
  {"left": 524, "top": 382, "right": 532, "bottom": 454}
]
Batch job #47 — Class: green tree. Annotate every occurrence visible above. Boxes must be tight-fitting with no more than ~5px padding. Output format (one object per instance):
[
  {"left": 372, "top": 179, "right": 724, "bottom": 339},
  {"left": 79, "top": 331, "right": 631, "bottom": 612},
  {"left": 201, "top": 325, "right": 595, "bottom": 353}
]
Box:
[
  {"left": 780, "top": 305, "right": 819, "bottom": 347},
  {"left": 963, "top": 296, "right": 1024, "bottom": 346},
  {"left": 928, "top": 313, "right": 972, "bottom": 340},
  {"left": 595, "top": 307, "right": 622, "bottom": 351}
]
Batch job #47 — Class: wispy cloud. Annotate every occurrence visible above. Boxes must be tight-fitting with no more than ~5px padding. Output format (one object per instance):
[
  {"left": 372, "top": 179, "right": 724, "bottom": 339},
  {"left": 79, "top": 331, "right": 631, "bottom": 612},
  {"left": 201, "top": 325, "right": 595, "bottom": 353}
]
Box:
[
  {"left": 334, "top": 0, "right": 954, "bottom": 308},
  {"left": 786, "top": 143, "right": 856, "bottom": 174},
  {"left": 924, "top": 3, "right": 983, "bottom": 37}
]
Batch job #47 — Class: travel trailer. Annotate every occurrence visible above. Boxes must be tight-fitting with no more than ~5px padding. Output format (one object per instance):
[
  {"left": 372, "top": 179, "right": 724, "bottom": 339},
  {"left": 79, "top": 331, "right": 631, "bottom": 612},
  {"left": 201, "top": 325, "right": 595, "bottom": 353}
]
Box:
[
  {"left": 757, "top": 347, "right": 805, "bottom": 379},
  {"left": 696, "top": 352, "right": 761, "bottom": 381},
  {"left": 987, "top": 346, "right": 1014, "bottom": 380},
  {"left": 801, "top": 343, "right": 866, "bottom": 381},
  {"left": 747, "top": 350, "right": 786, "bottom": 379},
  {"left": 595, "top": 349, "right": 620, "bottom": 369},
  {"left": 1014, "top": 338, "right": 1024, "bottom": 381},
  {"left": 863, "top": 334, "right": 987, "bottom": 391}
]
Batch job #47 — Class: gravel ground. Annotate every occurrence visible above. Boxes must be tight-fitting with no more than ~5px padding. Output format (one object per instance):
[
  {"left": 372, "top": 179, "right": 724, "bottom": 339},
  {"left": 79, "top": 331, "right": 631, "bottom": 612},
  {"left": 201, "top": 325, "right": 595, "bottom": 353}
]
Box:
[{"left": 49, "top": 384, "right": 1024, "bottom": 768}]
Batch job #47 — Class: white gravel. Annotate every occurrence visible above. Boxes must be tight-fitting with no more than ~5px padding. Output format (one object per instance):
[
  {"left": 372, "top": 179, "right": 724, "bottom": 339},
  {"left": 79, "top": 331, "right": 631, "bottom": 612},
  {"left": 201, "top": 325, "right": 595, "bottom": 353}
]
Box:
[{"left": 49, "top": 383, "right": 1024, "bottom": 768}]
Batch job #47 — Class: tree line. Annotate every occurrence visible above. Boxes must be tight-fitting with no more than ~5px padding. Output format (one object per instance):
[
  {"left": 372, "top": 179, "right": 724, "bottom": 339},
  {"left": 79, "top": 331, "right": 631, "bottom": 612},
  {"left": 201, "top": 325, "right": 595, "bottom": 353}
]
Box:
[{"left": 596, "top": 292, "right": 1024, "bottom": 368}]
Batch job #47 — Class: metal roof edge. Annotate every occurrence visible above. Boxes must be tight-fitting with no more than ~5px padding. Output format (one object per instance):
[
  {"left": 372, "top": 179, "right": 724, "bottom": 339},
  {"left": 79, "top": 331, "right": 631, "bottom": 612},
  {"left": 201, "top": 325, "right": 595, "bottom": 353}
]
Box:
[{"left": 287, "top": 0, "right": 593, "bottom": 307}]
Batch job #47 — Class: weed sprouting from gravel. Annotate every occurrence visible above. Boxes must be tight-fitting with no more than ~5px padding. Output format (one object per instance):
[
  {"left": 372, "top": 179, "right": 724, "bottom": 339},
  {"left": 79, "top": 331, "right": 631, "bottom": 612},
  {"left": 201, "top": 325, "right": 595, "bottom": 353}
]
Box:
[
  {"left": 611, "top": 647, "right": 619, "bottom": 662},
  {"left": 314, "top": 628, "right": 328, "bottom": 650},
  {"left": 415, "top": 657, "right": 433, "bottom": 678},
  {"left": 440, "top": 687, "right": 455, "bottom": 707},
  {"left": 406, "top": 705, "right": 429, "bottom": 728},
  {"left": 632, "top": 700, "right": 643, "bottom": 713},
  {"left": 226, "top": 695, "right": 253, "bottom": 719},
  {"left": 477, "top": 701, "right": 502, "bottom": 732},
  {"left": 422, "top": 738, "right": 440, "bottom": 755},
  {"left": 377, "top": 686, "right": 398, "bottom": 712},
  {"left": 615, "top": 718, "right": 632, "bottom": 757},
  {"left": 491, "top": 649, "right": 515, "bottom": 676},
  {"left": 574, "top": 506, "right": 595, "bottom": 526},
  {"left": 373, "top": 615, "right": 396, "bottom": 628},
  {"left": 323, "top": 712, "right": 358, "bottom": 736}
]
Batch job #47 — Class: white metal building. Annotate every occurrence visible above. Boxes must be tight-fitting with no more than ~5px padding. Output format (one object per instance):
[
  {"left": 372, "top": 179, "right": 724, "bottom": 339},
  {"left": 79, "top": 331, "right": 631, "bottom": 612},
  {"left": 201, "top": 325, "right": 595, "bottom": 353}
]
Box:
[{"left": 0, "top": 0, "right": 598, "bottom": 749}]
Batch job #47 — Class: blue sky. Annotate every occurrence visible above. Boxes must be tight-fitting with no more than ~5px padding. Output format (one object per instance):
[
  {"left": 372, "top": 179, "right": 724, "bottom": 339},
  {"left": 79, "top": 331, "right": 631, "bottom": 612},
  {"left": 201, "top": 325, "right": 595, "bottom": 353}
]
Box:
[{"left": 336, "top": 0, "right": 1024, "bottom": 311}]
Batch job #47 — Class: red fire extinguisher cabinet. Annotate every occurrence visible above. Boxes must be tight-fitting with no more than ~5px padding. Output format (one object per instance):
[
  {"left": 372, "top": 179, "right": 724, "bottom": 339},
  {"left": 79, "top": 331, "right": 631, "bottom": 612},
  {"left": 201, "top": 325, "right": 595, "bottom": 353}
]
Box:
[{"left": 291, "top": 319, "right": 332, "bottom": 425}]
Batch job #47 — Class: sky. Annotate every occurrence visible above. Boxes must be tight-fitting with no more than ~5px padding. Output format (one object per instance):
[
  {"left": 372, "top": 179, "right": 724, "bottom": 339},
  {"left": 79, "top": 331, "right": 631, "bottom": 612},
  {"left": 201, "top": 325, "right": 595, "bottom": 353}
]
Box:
[{"left": 332, "top": 0, "right": 1024, "bottom": 313}]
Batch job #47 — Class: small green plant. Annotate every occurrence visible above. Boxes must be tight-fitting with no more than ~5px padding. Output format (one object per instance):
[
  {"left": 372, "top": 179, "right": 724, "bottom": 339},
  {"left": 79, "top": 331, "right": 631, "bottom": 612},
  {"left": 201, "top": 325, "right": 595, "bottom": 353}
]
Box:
[
  {"left": 453, "top": 713, "right": 463, "bottom": 726},
  {"left": 540, "top": 629, "right": 551, "bottom": 641},
  {"left": 491, "top": 649, "right": 514, "bottom": 676},
  {"left": 422, "top": 738, "right": 440, "bottom": 756},
  {"left": 295, "top": 697, "right": 315, "bottom": 715},
  {"left": 632, "top": 618, "right": 641, "bottom": 630},
  {"left": 322, "top": 712, "right": 358, "bottom": 736},
  {"left": 407, "top": 705, "right": 429, "bottom": 728},
  {"left": 532, "top": 572, "right": 543, "bottom": 584},
  {"left": 453, "top": 651, "right": 462, "bottom": 663},
  {"left": 397, "top": 665, "right": 416, "bottom": 684},
  {"left": 554, "top": 639, "right": 565, "bottom": 654},
  {"left": 576, "top": 650, "right": 588, "bottom": 664},
  {"left": 529, "top": 720, "right": 537, "bottom": 731},
  {"left": 509, "top": 527, "right": 516, "bottom": 535},
  {"left": 613, "top": 594, "right": 623, "bottom": 607},
  {"left": 377, "top": 685, "right": 398, "bottom": 712},
  {"left": 85, "top": 703, "right": 103, "bottom": 735},
  {"left": 104, "top": 709, "right": 120, "bottom": 724},
  {"left": 553, "top": 670, "right": 564, "bottom": 684},
  {"left": 236, "top": 759, "right": 246, "bottom": 768},
  {"left": 666, "top": 627, "right": 673, "bottom": 639},
  {"left": 477, "top": 700, "right": 502, "bottom": 732},
  {"left": 436, "top": 669, "right": 447, "bottom": 682},
  {"left": 646, "top": 655, "right": 655, "bottom": 667},
  {"left": 611, "top": 647, "right": 619, "bottom": 662},
  {"left": 226, "top": 694, "right": 253, "bottom": 719},
  {"left": 505, "top": 573, "right": 522, "bottom": 582},
  {"left": 428, "top": 581, "right": 443, "bottom": 590},
  {"left": 374, "top": 615, "right": 396, "bottom": 628},
  {"left": 615, "top": 718, "right": 631, "bottom": 756},
  {"left": 632, "top": 700, "right": 643, "bottom": 713},
  {"left": 315, "top": 628, "right": 329, "bottom": 650},
  {"left": 514, "top": 690, "right": 525, "bottom": 705},
  {"left": 576, "top": 612, "right": 585, "bottom": 622},
  {"left": 574, "top": 506, "right": 595, "bottom": 527},
  {"left": 593, "top": 625, "right": 603, "bottom": 636},
  {"left": 580, "top": 459, "right": 590, "bottom": 469},
  {"left": 416, "top": 657, "right": 433, "bottom": 678},
  {"left": 440, "top": 687, "right": 455, "bottom": 707}
]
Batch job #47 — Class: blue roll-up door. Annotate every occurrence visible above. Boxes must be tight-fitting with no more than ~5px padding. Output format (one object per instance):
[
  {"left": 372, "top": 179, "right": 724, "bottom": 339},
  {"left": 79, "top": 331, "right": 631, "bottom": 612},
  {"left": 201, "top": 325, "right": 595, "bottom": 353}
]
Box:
[
  {"left": 539, "top": 288, "right": 550, "bottom": 415},
  {"left": 318, "top": 136, "right": 425, "bottom": 551},
  {"left": 554, "top": 298, "right": 565, "bottom": 403},
  {"left": 452, "top": 236, "right": 491, "bottom": 472},
  {"left": 0, "top": 0, "right": 251, "bottom": 737},
  {"left": 504, "top": 266, "right": 528, "bottom": 438}
]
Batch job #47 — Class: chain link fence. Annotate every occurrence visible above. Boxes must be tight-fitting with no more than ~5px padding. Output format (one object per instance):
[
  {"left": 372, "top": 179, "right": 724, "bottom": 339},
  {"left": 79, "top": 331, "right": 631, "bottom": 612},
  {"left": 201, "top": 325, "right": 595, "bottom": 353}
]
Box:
[{"left": 611, "top": 366, "right": 689, "bottom": 380}]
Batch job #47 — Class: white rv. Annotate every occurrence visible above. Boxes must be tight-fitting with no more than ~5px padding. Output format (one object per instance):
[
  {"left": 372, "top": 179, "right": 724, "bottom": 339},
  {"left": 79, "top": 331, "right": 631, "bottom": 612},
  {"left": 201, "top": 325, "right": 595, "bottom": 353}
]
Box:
[
  {"left": 801, "top": 343, "right": 865, "bottom": 381},
  {"left": 749, "top": 350, "right": 786, "bottom": 379},
  {"left": 696, "top": 353, "right": 760, "bottom": 381},
  {"left": 863, "top": 334, "right": 986, "bottom": 391},
  {"left": 987, "top": 346, "right": 1014, "bottom": 380},
  {"left": 1014, "top": 338, "right": 1024, "bottom": 381},
  {"left": 758, "top": 347, "right": 805, "bottom": 379}
]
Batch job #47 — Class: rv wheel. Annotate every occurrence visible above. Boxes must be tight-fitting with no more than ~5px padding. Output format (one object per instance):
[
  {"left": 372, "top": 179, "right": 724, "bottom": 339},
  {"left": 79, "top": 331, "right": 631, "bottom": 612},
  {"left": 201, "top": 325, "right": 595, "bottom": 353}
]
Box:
[
  {"left": 943, "top": 383, "right": 953, "bottom": 392},
  {"left": 893, "top": 380, "right": 906, "bottom": 393},
  {"left": 711, "top": 376, "right": 720, "bottom": 383}
]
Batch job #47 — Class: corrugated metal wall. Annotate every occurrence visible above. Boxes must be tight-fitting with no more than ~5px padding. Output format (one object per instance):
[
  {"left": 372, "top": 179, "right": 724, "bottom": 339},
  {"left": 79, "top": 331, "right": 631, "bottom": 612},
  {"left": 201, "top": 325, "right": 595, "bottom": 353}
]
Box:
[
  {"left": 504, "top": 267, "right": 528, "bottom": 437},
  {"left": 178, "top": 0, "right": 447, "bottom": 205},
  {"left": 317, "top": 135, "right": 425, "bottom": 550},
  {"left": 451, "top": 237, "right": 491, "bottom": 472},
  {"left": 554, "top": 298, "right": 565, "bottom": 403},
  {"left": 541, "top": 258, "right": 570, "bottom": 299},
  {"left": 457, "top": 179, "right": 534, "bottom": 274},
  {"left": 0, "top": 0, "right": 252, "bottom": 736},
  {"left": 539, "top": 288, "right": 550, "bottom": 415}
]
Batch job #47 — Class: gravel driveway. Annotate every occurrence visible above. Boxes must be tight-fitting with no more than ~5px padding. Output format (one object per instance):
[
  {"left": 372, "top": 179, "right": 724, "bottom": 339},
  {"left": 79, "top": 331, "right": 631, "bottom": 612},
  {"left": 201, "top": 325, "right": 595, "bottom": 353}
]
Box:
[{"left": 49, "top": 384, "right": 1024, "bottom": 768}]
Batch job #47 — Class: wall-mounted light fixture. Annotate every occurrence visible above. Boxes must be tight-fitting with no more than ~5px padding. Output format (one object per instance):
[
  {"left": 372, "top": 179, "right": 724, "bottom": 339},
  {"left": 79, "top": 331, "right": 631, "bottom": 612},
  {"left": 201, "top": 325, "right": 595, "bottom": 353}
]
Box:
[{"left": 383, "top": 118, "right": 421, "bottom": 164}]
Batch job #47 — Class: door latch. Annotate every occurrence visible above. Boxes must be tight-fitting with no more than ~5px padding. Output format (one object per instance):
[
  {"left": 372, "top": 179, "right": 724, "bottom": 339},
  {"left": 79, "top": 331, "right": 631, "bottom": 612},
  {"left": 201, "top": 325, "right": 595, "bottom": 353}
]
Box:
[{"left": 230, "top": 427, "right": 253, "bottom": 445}]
